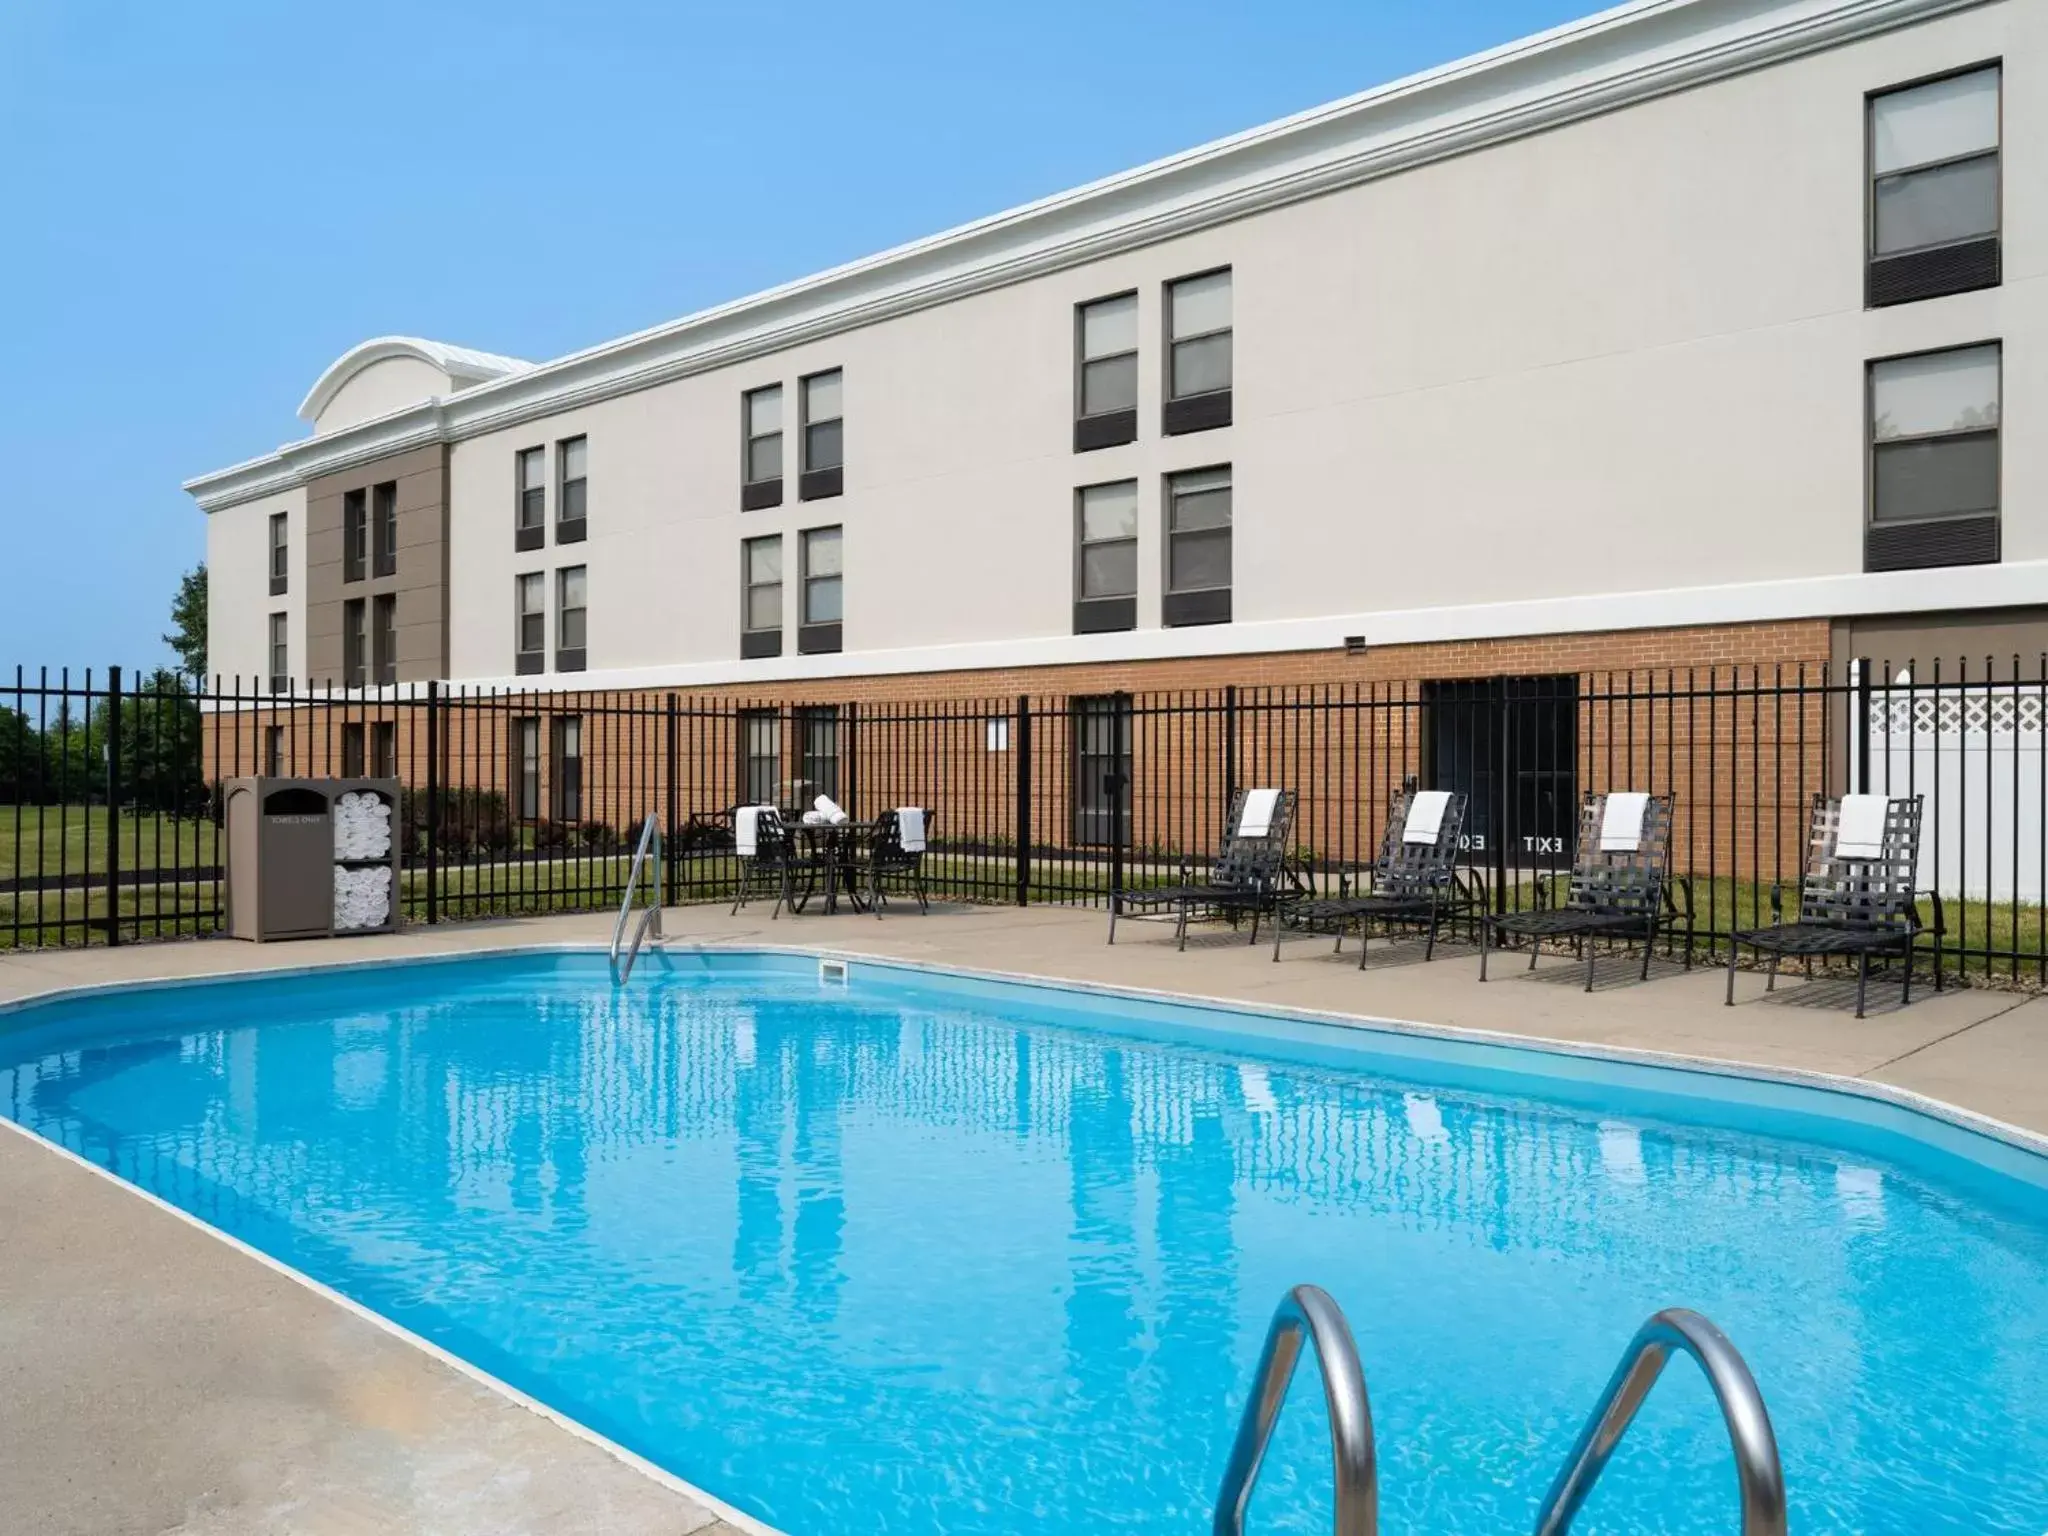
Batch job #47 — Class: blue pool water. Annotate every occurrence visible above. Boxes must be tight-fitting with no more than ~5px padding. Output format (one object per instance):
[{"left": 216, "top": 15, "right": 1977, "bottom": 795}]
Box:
[{"left": 3, "top": 952, "right": 2046, "bottom": 1534}]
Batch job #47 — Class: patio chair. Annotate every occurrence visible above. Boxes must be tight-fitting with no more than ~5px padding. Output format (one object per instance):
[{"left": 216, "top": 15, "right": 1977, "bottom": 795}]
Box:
[
  {"left": 1724, "top": 792, "right": 1939, "bottom": 1019},
  {"left": 730, "top": 804, "right": 815, "bottom": 920},
  {"left": 1274, "top": 787, "right": 1474, "bottom": 966},
  {"left": 867, "top": 806, "right": 933, "bottom": 917},
  {"left": 1479, "top": 791, "right": 1695, "bottom": 990},
  {"left": 1107, "top": 788, "right": 1299, "bottom": 950}
]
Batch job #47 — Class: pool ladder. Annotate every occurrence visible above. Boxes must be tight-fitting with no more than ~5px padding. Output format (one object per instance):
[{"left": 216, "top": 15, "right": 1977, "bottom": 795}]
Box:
[
  {"left": 610, "top": 813, "right": 664, "bottom": 985},
  {"left": 1213, "top": 1287, "right": 1786, "bottom": 1536}
]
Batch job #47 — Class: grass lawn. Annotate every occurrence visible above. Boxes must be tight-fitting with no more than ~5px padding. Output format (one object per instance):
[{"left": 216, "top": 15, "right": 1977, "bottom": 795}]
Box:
[{"left": 0, "top": 805, "right": 219, "bottom": 877}]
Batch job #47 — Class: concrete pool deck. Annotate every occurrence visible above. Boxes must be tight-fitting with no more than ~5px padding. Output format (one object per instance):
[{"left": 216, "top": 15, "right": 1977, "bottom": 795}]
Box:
[{"left": 2, "top": 902, "right": 2044, "bottom": 1533}]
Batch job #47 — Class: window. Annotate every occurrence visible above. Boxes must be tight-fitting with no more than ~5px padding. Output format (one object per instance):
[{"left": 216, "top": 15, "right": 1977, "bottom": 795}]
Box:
[
  {"left": 799, "top": 526, "right": 842, "bottom": 654},
  {"left": 263, "top": 724, "right": 284, "bottom": 777},
  {"left": 515, "top": 572, "right": 545, "bottom": 675},
  {"left": 800, "top": 369, "right": 844, "bottom": 500},
  {"left": 268, "top": 512, "right": 288, "bottom": 596},
  {"left": 268, "top": 613, "right": 288, "bottom": 693},
  {"left": 742, "top": 535, "right": 783, "bottom": 658},
  {"left": 798, "top": 706, "right": 839, "bottom": 803},
  {"left": 551, "top": 716, "right": 584, "bottom": 821},
  {"left": 742, "top": 384, "right": 784, "bottom": 509},
  {"left": 372, "top": 594, "right": 397, "bottom": 686},
  {"left": 1165, "top": 466, "right": 1232, "bottom": 626},
  {"left": 556, "top": 565, "right": 587, "bottom": 672},
  {"left": 741, "top": 708, "right": 782, "bottom": 807},
  {"left": 342, "top": 488, "right": 367, "bottom": 582},
  {"left": 1867, "top": 343, "right": 2000, "bottom": 571},
  {"left": 1165, "top": 269, "right": 1232, "bottom": 434},
  {"left": 1075, "top": 481, "right": 1138, "bottom": 634},
  {"left": 372, "top": 721, "right": 397, "bottom": 779},
  {"left": 512, "top": 717, "right": 542, "bottom": 820},
  {"left": 341, "top": 722, "right": 366, "bottom": 777},
  {"left": 1075, "top": 293, "right": 1138, "bottom": 451},
  {"left": 516, "top": 446, "right": 546, "bottom": 551},
  {"left": 342, "top": 598, "right": 367, "bottom": 687},
  {"left": 372, "top": 481, "right": 397, "bottom": 577},
  {"left": 557, "top": 436, "right": 588, "bottom": 542},
  {"left": 1869, "top": 66, "right": 2000, "bottom": 306},
  {"left": 1071, "top": 695, "right": 1132, "bottom": 848}
]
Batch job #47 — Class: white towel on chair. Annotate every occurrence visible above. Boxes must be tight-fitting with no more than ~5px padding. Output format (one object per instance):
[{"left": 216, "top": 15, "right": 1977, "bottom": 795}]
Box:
[
  {"left": 1404, "top": 790, "right": 1452, "bottom": 845},
  {"left": 1836, "top": 794, "right": 1889, "bottom": 860},
  {"left": 896, "top": 807, "right": 927, "bottom": 852},
  {"left": 735, "top": 805, "right": 765, "bottom": 856},
  {"left": 1237, "top": 788, "right": 1280, "bottom": 839},
  {"left": 1599, "top": 792, "right": 1649, "bottom": 853},
  {"left": 814, "top": 795, "right": 850, "bottom": 826}
]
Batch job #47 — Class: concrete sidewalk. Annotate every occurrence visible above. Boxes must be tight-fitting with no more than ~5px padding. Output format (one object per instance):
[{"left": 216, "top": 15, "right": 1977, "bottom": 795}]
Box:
[{"left": 0, "top": 901, "right": 2042, "bottom": 1535}]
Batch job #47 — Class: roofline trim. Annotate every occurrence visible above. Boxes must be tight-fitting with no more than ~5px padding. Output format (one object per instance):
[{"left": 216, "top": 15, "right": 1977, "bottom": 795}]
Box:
[{"left": 187, "top": 0, "right": 1983, "bottom": 510}]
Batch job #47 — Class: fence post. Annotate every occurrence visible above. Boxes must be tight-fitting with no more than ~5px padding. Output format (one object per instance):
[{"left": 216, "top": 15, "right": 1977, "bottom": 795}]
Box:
[
  {"left": 1015, "top": 695, "right": 1032, "bottom": 906},
  {"left": 664, "top": 692, "right": 680, "bottom": 898},
  {"left": 844, "top": 700, "right": 860, "bottom": 818},
  {"left": 1224, "top": 683, "right": 1239, "bottom": 816},
  {"left": 1852, "top": 656, "right": 1871, "bottom": 795},
  {"left": 425, "top": 679, "right": 441, "bottom": 925},
  {"left": 1109, "top": 690, "right": 1131, "bottom": 905},
  {"left": 105, "top": 665, "right": 122, "bottom": 947}
]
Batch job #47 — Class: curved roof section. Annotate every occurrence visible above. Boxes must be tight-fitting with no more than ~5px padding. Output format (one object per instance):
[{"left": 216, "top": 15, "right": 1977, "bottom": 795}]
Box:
[{"left": 296, "top": 336, "right": 533, "bottom": 424}]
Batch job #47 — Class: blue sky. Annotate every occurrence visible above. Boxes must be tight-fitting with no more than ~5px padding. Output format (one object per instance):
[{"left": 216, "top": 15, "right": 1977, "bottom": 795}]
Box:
[{"left": 0, "top": 0, "right": 1593, "bottom": 671}]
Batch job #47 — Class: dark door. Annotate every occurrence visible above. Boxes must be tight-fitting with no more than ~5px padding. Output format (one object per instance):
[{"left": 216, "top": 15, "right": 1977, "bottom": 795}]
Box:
[
  {"left": 1071, "top": 694, "right": 1132, "bottom": 848},
  {"left": 1422, "top": 676, "right": 1578, "bottom": 872}
]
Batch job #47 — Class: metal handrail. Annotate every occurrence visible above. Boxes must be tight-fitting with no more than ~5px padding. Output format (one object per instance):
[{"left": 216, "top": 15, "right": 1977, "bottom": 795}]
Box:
[
  {"left": 1213, "top": 1285, "right": 1377, "bottom": 1536},
  {"left": 609, "top": 813, "right": 664, "bottom": 985},
  {"left": 1535, "top": 1308, "right": 1785, "bottom": 1536}
]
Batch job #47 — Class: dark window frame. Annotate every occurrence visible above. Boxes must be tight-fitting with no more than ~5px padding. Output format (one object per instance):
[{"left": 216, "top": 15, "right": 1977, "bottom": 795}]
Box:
[
  {"left": 742, "top": 384, "right": 784, "bottom": 509},
  {"left": 799, "top": 525, "right": 843, "bottom": 654},
  {"left": 340, "top": 722, "right": 366, "bottom": 777},
  {"left": 1074, "top": 479, "right": 1139, "bottom": 634},
  {"left": 799, "top": 369, "right": 844, "bottom": 501},
  {"left": 371, "top": 720, "right": 397, "bottom": 779},
  {"left": 740, "top": 708, "right": 782, "bottom": 807},
  {"left": 1163, "top": 463, "right": 1233, "bottom": 627},
  {"left": 371, "top": 480, "right": 398, "bottom": 577},
  {"left": 556, "top": 435, "right": 588, "bottom": 543},
  {"left": 1864, "top": 339, "right": 2002, "bottom": 572},
  {"left": 1865, "top": 61, "right": 2002, "bottom": 307},
  {"left": 268, "top": 511, "right": 288, "bottom": 596},
  {"left": 342, "top": 487, "right": 368, "bottom": 583},
  {"left": 741, "top": 534, "right": 784, "bottom": 658},
  {"left": 550, "top": 715, "right": 584, "bottom": 822},
  {"left": 797, "top": 705, "right": 840, "bottom": 803},
  {"left": 512, "top": 715, "right": 542, "bottom": 820},
  {"left": 1164, "top": 267, "right": 1233, "bottom": 435},
  {"left": 342, "top": 597, "right": 368, "bottom": 687},
  {"left": 1075, "top": 292, "right": 1139, "bottom": 452},
  {"left": 515, "top": 572, "right": 545, "bottom": 676},
  {"left": 372, "top": 593, "right": 397, "bottom": 686},
  {"left": 1070, "top": 694, "right": 1133, "bottom": 849},
  {"left": 515, "top": 445, "right": 546, "bottom": 551},
  {"left": 555, "top": 564, "right": 587, "bottom": 673},
  {"left": 267, "top": 612, "right": 288, "bottom": 694},
  {"left": 263, "top": 724, "right": 284, "bottom": 776}
]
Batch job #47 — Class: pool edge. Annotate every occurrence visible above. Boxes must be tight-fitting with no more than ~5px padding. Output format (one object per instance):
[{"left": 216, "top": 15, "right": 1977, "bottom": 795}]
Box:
[{"left": 0, "top": 1113, "right": 785, "bottom": 1536}]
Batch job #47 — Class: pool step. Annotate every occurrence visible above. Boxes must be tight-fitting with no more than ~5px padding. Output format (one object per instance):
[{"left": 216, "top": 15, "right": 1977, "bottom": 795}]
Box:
[{"left": 1212, "top": 1288, "right": 1786, "bottom": 1536}]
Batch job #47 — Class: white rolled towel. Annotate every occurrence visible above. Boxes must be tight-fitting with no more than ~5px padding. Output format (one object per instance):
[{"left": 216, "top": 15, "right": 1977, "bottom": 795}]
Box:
[
  {"left": 333, "top": 864, "right": 392, "bottom": 930},
  {"left": 814, "top": 795, "right": 849, "bottom": 826}
]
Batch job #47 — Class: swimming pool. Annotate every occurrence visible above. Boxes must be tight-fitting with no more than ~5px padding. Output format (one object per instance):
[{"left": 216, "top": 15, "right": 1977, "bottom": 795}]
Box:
[{"left": 3, "top": 949, "right": 2045, "bottom": 1534}]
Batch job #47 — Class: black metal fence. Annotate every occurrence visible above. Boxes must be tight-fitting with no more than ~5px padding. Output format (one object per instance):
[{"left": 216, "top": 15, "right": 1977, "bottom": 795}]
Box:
[{"left": 6, "top": 658, "right": 2045, "bottom": 984}]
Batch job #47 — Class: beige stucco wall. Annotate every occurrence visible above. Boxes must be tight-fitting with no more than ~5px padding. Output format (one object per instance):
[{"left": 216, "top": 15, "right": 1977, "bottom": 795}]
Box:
[
  {"left": 206, "top": 486, "right": 305, "bottom": 687},
  {"left": 198, "top": 0, "right": 2039, "bottom": 687},
  {"left": 313, "top": 356, "right": 453, "bottom": 435}
]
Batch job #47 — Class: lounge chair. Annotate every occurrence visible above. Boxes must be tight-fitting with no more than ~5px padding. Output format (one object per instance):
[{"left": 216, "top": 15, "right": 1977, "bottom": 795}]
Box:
[
  {"left": 1725, "top": 792, "right": 1939, "bottom": 1018},
  {"left": 1274, "top": 787, "right": 1474, "bottom": 966},
  {"left": 730, "top": 804, "right": 815, "bottom": 919},
  {"left": 1107, "top": 788, "right": 1298, "bottom": 950},
  {"left": 867, "top": 806, "right": 932, "bottom": 917},
  {"left": 1479, "top": 792, "right": 1694, "bottom": 990}
]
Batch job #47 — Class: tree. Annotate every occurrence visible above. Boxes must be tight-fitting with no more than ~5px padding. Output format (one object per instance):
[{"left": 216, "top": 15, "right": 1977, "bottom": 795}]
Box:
[
  {"left": 98, "top": 669, "right": 208, "bottom": 817},
  {"left": 164, "top": 564, "right": 207, "bottom": 678}
]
